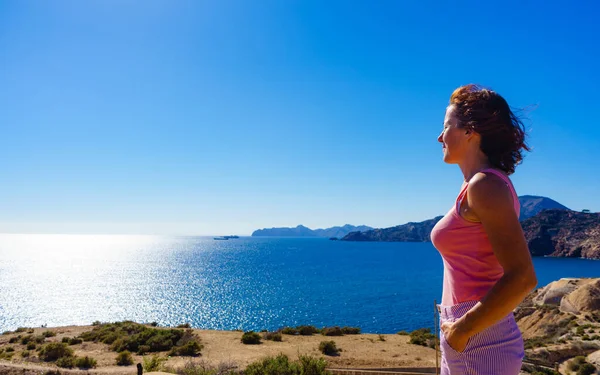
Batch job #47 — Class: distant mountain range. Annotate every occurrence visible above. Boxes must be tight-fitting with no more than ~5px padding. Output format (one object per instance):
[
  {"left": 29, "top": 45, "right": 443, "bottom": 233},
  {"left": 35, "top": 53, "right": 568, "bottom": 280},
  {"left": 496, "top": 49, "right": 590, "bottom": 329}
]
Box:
[
  {"left": 251, "top": 224, "right": 373, "bottom": 238},
  {"left": 519, "top": 195, "right": 570, "bottom": 220},
  {"left": 340, "top": 195, "right": 573, "bottom": 243},
  {"left": 341, "top": 216, "right": 443, "bottom": 242}
]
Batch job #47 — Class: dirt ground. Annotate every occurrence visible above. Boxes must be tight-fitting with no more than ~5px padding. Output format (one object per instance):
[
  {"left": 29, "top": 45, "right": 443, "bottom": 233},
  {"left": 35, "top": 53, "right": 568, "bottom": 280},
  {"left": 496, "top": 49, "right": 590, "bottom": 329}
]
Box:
[{"left": 0, "top": 325, "right": 438, "bottom": 374}]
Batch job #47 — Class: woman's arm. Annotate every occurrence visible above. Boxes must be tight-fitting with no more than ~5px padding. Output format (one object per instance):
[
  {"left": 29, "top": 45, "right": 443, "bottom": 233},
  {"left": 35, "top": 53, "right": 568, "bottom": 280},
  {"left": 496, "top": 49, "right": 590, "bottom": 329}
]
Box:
[{"left": 443, "top": 172, "right": 537, "bottom": 351}]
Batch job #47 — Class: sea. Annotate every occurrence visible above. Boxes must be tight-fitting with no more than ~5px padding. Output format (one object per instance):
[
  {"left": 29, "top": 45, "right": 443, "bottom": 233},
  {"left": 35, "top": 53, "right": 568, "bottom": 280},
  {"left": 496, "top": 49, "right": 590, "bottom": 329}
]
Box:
[{"left": 0, "top": 234, "right": 598, "bottom": 334}]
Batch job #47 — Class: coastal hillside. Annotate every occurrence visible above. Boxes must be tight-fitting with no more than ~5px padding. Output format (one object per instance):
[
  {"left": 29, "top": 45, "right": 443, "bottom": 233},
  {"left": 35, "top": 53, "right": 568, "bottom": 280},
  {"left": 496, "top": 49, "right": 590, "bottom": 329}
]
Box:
[
  {"left": 519, "top": 195, "right": 570, "bottom": 220},
  {"left": 521, "top": 209, "right": 600, "bottom": 260},
  {"left": 515, "top": 278, "right": 600, "bottom": 373},
  {"left": 252, "top": 224, "right": 373, "bottom": 238},
  {"left": 341, "top": 217, "right": 442, "bottom": 242}
]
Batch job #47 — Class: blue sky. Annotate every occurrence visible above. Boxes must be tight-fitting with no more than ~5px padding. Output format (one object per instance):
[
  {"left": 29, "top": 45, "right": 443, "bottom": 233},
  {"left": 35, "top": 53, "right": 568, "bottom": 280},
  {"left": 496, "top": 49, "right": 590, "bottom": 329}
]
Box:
[{"left": 1, "top": 1, "right": 598, "bottom": 235}]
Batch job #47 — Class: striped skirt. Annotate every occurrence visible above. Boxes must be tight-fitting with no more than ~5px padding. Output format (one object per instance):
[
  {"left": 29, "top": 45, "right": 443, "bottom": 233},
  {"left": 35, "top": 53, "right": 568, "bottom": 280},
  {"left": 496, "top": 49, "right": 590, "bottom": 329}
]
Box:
[{"left": 438, "top": 300, "right": 525, "bottom": 375}]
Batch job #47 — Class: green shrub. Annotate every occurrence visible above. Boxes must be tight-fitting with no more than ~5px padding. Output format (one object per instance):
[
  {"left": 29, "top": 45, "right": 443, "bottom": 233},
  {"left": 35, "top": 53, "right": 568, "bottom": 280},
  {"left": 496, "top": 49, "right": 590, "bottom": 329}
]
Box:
[
  {"left": 75, "top": 356, "right": 97, "bottom": 369},
  {"left": 150, "top": 322, "right": 158, "bottom": 327},
  {"left": 5, "top": 347, "right": 14, "bottom": 352},
  {"left": 61, "top": 337, "right": 69, "bottom": 344},
  {"left": 241, "top": 331, "right": 261, "bottom": 345},
  {"left": 56, "top": 356, "right": 75, "bottom": 368},
  {"left": 577, "top": 363, "right": 597, "bottom": 375},
  {"left": 9, "top": 337, "right": 18, "bottom": 343},
  {"left": 81, "top": 321, "right": 188, "bottom": 354},
  {"left": 280, "top": 327, "right": 298, "bottom": 335},
  {"left": 39, "top": 343, "right": 74, "bottom": 362},
  {"left": 524, "top": 337, "right": 549, "bottom": 349},
  {"left": 143, "top": 355, "right": 167, "bottom": 372},
  {"left": 176, "top": 323, "right": 191, "bottom": 329},
  {"left": 397, "top": 330, "right": 409, "bottom": 335},
  {"left": 68, "top": 337, "right": 83, "bottom": 345},
  {"left": 244, "top": 354, "right": 300, "bottom": 375},
  {"left": 263, "top": 331, "right": 283, "bottom": 342},
  {"left": 21, "top": 350, "right": 30, "bottom": 358},
  {"left": 0, "top": 351, "right": 14, "bottom": 360},
  {"left": 33, "top": 335, "right": 46, "bottom": 344},
  {"left": 319, "top": 340, "right": 339, "bottom": 356},
  {"left": 2, "top": 331, "right": 12, "bottom": 335},
  {"left": 169, "top": 341, "right": 203, "bottom": 356},
  {"left": 116, "top": 351, "right": 134, "bottom": 366},
  {"left": 321, "top": 327, "right": 343, "bottom": 336},
  {"left": 92, "top": 321, "right": 102, "bottom": 326},
  {"left": 297, "top": 355, "right": 330, "bottom": 374},
  {"left": 27, "top": 342, "right": 36, "bottom": 350},
  {"left": 341, "top": 327, "right": 360, "bottom": 335},
  {"left": 569, "top": 356, "right": 588, "bottom": 371},
  {"left": 137, "top": 345, "right": 151, "bottom": 355},
  {"left": 297, "top": 325, "right": 319, "bottom": 336},
  {"left": 15, "top": 327, "right": 29, "bottom": 333},
  {"left": 42, "top": 331, "right": 56, "bottom": 338},
  {"left": 409, "top": 328, "right": 437, "bottom": 349},
  {"left": 20, "top": 335, "right": 34, "bottom": 345}
]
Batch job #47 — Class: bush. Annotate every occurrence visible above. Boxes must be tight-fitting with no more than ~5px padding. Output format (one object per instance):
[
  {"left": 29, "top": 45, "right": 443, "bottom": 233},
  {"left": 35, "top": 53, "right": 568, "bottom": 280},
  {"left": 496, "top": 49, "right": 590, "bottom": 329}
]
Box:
[
  {"left": 569, "top": 356, "right": 588, "bottom": 371},
  {"left": 15, "top": 327, "right": 29, "bottom": 333},
  {"left": 61, "top": 337, "right": 69, "bottom": 344},
  {"left": 280, "top": 327, "right": 298, "bottom": 335},
  {"left": 33, "top": 335, "right": 46, "bottom": 344},
  {"left": 245, "top": 354, "right": 300, "bottom": 375},
  {"left": 137, "top": 345, "right": 151, "bottom": 355},
  {"left": 92, "top": 321, "right": 102, "bottom": 326},
  {"left": 176, "top": 323, "right": 191, "bottom": 329},
  {"left": 150, "top": 322, "right": 158, "bottom": 327},
  {"left": 75, "top": 356, "right": 97, "bottom": 369},
  {"left": 21, "top": 350, "right": 30, "bottom": 358},
  {"left": 39, "top": 343, "right": 74, "bottom": 362},
  {"left": 69, "top": 337, "right": 82, "bottom": 345},
  {"left": 27, "top": 342, "right": 36, "bottom": 350},
  {"left": 116, "top": 351, "right": 134, "bottom": 366},
  {"left": 169, "top": 341, "right": 203, "bottom": 356},
  {"left": 143, "top": 355, "right": 167, "bottom": 372},
  {"left": 341, "top": 327, "right": 361, "bottom": 335},
  {"left": 577, "top": 363, "right": 597, "bottom": 375},
  {"left": 241, "top": 331, "right": 261, "bottom": 345},
  {"left": 319, "top": 340, "right": 339, "bottom": 356},
  {"left": 2, "top": 331, "right": 12, "bottom": 335},
  {"left": 321, "top": 327, "right": 343, "bottom": 336},
  {"left": 42, "top": 331, "right": 56, "bottom": 338},
  {"left": 263, "top": 331, "right": 283, "bottom": 342},
  {"left": 20, "top": 335, "right": 34, "bottom": 345},
  {"left": 409, "top": 328, "right": 437, "bottom": 349},
  {"left": 397, "top": 330, "right": 409, "bottom": 335},
  {"left": 9, "top": 337, "right": 18, "bottom": 343},
  {"left": 56, "top": 356, "right": 75, "bottom": 368},
  {"left": 297, "top": 325, "right": 319, "bottom": 336}
]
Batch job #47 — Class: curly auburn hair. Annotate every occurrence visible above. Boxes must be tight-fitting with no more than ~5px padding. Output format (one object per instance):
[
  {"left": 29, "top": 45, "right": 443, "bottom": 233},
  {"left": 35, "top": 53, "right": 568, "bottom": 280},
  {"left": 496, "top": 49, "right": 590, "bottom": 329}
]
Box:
[{"left": 449, "top": 84, "right": 530, "bottom": 175}]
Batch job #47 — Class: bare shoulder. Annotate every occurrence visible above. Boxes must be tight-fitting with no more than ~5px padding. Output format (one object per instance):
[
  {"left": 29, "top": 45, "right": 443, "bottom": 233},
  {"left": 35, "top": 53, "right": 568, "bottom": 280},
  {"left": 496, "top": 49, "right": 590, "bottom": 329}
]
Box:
[{"left": 466, "top": 171, "right": 513, "bottom": 211}]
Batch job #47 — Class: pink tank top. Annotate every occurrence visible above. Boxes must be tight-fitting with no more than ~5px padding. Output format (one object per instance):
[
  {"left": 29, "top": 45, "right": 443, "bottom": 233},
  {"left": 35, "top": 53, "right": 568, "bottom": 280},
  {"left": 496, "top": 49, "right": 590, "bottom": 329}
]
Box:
[{"left": 430, "top": 169, "right": 520, "bottom": 306}]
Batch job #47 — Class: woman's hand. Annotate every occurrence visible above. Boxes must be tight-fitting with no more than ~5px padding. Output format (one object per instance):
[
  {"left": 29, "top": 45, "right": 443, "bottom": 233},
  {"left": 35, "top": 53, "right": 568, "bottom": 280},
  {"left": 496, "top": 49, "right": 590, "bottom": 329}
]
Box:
[{"left": 441, "top": 321, "right": 471, "bottom": 353}]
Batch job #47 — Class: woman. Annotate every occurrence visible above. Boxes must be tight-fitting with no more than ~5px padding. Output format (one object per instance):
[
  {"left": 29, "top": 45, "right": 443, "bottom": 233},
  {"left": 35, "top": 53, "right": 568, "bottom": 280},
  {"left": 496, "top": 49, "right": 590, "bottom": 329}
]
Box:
[{"left": 430, "top": 84, "right": 538, "bottom": 374}]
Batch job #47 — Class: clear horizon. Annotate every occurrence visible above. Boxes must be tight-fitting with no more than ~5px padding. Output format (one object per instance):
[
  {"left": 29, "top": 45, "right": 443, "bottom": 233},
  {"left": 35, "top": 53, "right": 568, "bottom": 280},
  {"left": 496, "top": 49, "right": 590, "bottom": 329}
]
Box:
[{"left": 2, "top": 1, "right": 599, "bottom": 236}]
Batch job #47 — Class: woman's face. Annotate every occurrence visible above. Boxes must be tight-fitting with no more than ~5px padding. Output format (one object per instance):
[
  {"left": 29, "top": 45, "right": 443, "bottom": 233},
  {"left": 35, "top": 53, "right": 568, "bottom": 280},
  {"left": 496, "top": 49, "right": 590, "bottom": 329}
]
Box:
[{"left": 438, "top": 105, "right": 470, "bottom": 164}]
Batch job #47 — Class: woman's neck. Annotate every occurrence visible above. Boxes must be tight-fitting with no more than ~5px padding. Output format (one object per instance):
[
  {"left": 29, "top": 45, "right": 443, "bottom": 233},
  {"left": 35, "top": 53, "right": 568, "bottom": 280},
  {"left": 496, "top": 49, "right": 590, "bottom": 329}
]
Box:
[{"left": 459, "top": 157, "right": 492, "bottom": 182}]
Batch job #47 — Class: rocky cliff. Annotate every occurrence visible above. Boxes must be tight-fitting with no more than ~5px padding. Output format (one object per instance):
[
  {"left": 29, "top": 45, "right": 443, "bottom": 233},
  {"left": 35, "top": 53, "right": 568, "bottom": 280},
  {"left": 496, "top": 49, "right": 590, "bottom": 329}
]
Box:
[{"left": 521, "top": 209, "right": 600, "bottom": 260}]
